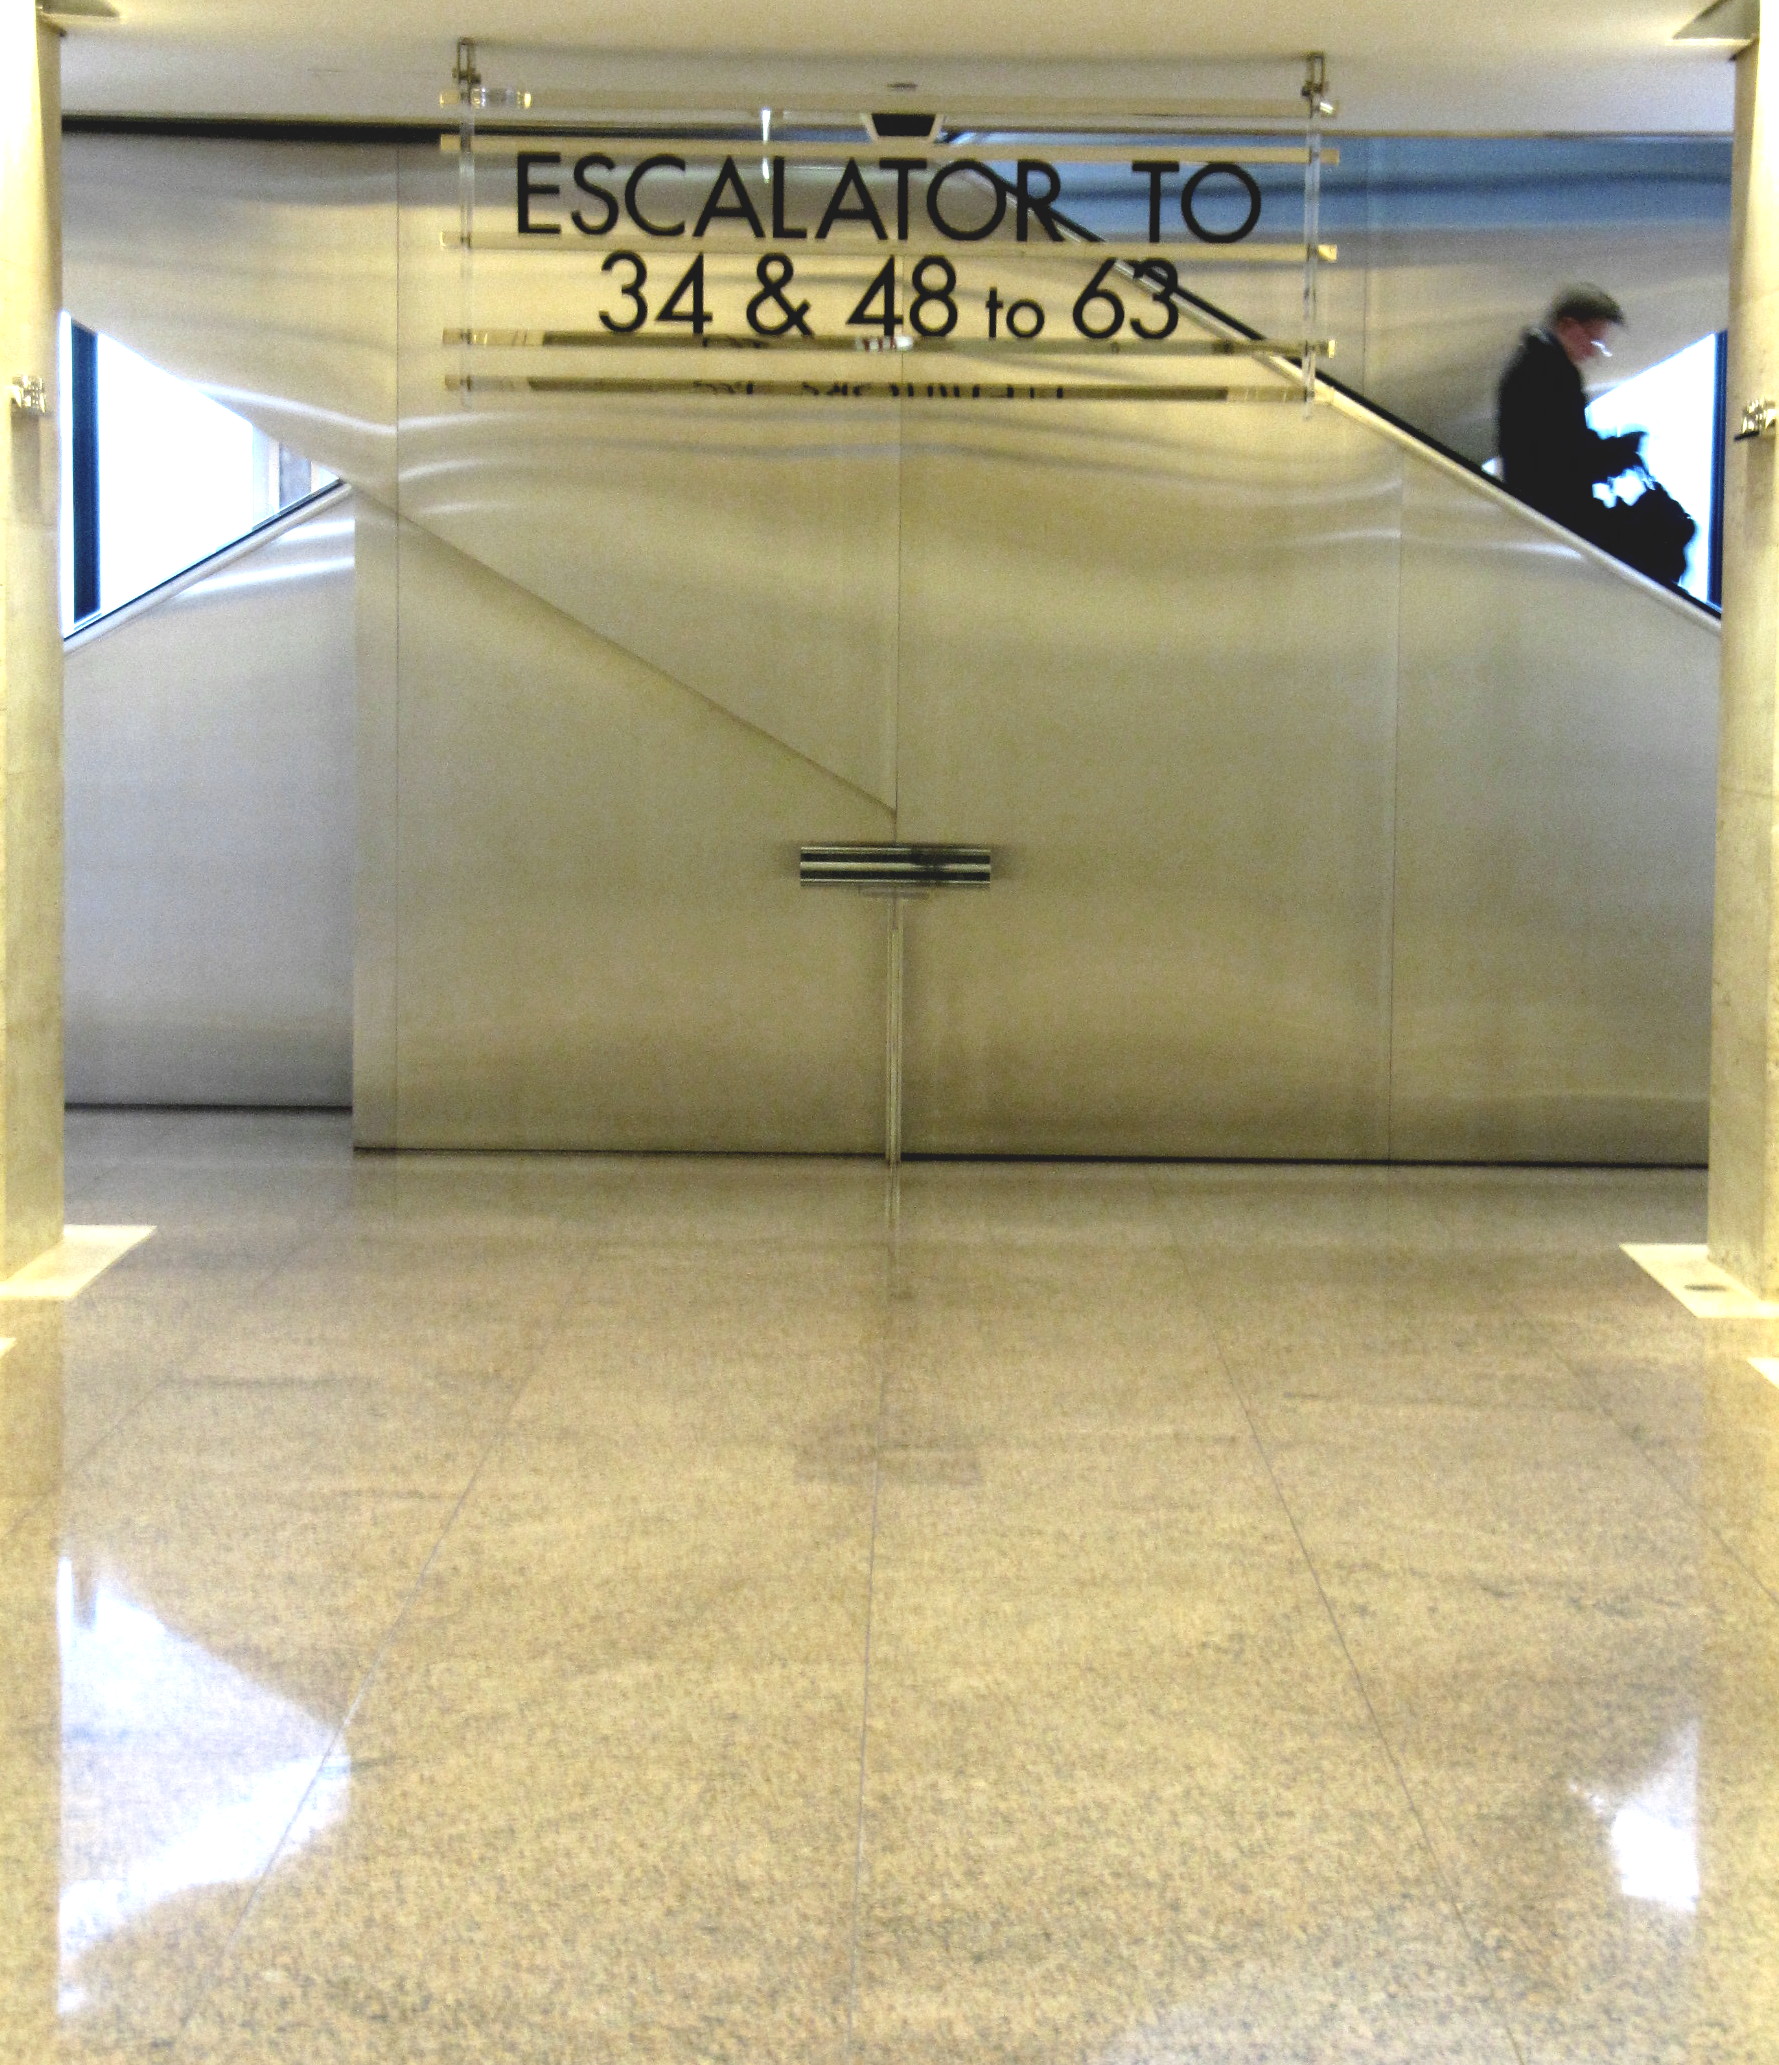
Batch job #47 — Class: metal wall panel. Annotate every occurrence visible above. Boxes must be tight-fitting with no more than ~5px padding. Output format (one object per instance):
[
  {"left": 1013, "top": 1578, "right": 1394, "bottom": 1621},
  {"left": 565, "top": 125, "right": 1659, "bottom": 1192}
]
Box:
[
  {"left": 352, "top": 491, "right": 400, "bottom": 1143},
  {"left": 895, "top": 402, "right": 1405, "bottom": 1158},
  {"left": 56, "top": 138, "right": 1727, "bottom": 1158},
  {"left": 394, "top": 153, "right": 901, "bottom": 806},
  {"left": 64, "top": 500, "right": 357, "bottom": 1106},
  {"left": 387, "top": 516, "right": 891, "bottom": 1151},
  {"left": 1391, "top": 450, "right": 1719, "bottom": 1161},
  {"left": 62, "top": 137, "right": 400, "bottom": 500}
]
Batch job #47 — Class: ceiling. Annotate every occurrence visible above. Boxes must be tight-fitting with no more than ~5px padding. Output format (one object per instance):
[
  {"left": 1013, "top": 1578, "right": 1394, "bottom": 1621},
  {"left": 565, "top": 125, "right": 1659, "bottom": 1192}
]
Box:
[{"left": 54, "top": 2, "right": 1740, "bottom": 134}]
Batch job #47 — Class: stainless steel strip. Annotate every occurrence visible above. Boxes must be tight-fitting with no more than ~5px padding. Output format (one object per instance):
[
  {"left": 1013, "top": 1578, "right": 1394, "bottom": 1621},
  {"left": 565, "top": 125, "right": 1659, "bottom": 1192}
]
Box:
[
  {"left": 445, "top": 375, "right": 1303, "bottom": 401},
  {"left": 446, "top": 329, "right": 1334, "bottom": 357},
  {"left": 442, "top": 137, "right": 1334, "bottom": 167},
  {"left": 885, "top": 897, "right": 905, "bottom": 1166},
  {"left": 449, "top": 232, "right": 1336, "bottom": 262},
  {"left": 462, "top": 89, "right": 1312, "bottom": 124}
]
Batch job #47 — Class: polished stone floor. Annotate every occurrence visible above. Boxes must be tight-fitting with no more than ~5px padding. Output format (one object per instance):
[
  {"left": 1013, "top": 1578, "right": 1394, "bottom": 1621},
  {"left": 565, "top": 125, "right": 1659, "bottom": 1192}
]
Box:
[{"left": 3, "top": 1112, "right": 1779, "bottom": 2062}]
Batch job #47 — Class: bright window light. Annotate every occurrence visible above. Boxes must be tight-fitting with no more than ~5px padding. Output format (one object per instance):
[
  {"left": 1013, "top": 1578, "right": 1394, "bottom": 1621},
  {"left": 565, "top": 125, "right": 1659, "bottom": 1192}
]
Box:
[
  {"left": 1587, "top": 333, "right": 1720, "bottom": 603},
  {"left": 54, "top": 1560, "right": 348, "bottom": 2018},
  {"left": 95, "top": 335, "right": 262, "bottom": 614},
  {"left": 57, "top": 315, "right": 73, "bottom": 629},
  {"left": 59, "top": 316, "right": 336, "bottom": 630},
  {"left": 1585, "top": 1721, "right": 1700, "bottom": 1915}
]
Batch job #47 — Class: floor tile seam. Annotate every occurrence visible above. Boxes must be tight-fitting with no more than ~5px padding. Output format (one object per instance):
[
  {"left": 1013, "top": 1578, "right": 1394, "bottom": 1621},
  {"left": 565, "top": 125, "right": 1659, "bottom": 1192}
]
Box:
[
  {"left": 1209, "top": 1451, "right": 1532, "bottom": 2065},
  {"left": 0, "top": 1488, "right": 49, "bottom": 1547},
  {"left": 158, "top": 1262, "right": 594, "bottom": 2056},
  {"left": 841, "top": 1229, "right": 893, "bottom": 2065},
  {"left": 49, "top": 1191, "right": 363, "bottom": 1491},
  {"left": 119, "top": 1186, "right": 583, "bottom": 1430},
  {"left": 1549, "top": 1341, "right": 1779, "bottom": 1622},
  {"left": 1145, "top": 1169, "right": 1533, "bottom": 2065}
]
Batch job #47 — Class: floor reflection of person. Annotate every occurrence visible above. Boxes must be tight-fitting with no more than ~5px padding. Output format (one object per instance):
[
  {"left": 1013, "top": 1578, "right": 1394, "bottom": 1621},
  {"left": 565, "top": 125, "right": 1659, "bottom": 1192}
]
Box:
[{"left": 1497, "top": 285, "right": 1643, "bottom": 539}]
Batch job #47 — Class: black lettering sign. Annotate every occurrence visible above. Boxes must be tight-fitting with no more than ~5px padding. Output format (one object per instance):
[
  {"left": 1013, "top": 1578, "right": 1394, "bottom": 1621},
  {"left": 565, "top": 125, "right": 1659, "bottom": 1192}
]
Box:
[
  {"left": 770, "top": 157, "right": 808, "bottom": 240},
  {"left": 925, "top": 160, "right": 1006, "bottom": 241},
  {"left": 908, "top": 255, "right": 959, "bottom": 336},
  {"left": 847, "top": 260, "right": 899, "bottom": 337},
  {"left": 746, "top": 254, "right": 813, "bottom": 336},
  {"left": 599, "top": 251, "right": 648, "bottom": 331},
  {"left": 1130, "top": 160, "right": 1178, "bottom": 246},
  {"left": 877, "top": 158, "right": 928, "bottom": 241},
  {"left": 694, "top": 157, "right": 765, "bottom": 239},
  {"left": 658, "top": 253, "right": 712, "bottom": 333},
  {"left": 1014, "top": 160, "right": 1065, "bottom": 243},
  {"left": 571, "top": 154, "right": 618, "bottom": 236},
  {"left": 1181, "top": 163, "right": 1263, "bottom": 244},
  {"left": 816, "top": 161, "right": 888, "bottom": 240},
  {"left": 625, "top": 156, "right": 686, "bottom": 236},
  {"left": 525, "top": 152, "right": 1275, "bottom": 253},
  {"left": 516, "top": 152, "right": 562, "bottom": 236},
  {"left": 1073, "top": 260, "right": 1124, "bottom": 339},
  {"left": 1130, "top": 260, "right": 1180, "bottom": 339}
]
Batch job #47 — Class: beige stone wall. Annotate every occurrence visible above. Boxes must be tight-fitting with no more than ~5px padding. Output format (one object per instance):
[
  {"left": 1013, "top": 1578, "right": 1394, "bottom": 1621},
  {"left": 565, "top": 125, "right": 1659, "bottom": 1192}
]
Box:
[
  {"left": 1710, "top": 39, "right": 1779, "bottom": 1293},
  {"left": 0, "top": 7, "right": 64, "bottom": 1272}
]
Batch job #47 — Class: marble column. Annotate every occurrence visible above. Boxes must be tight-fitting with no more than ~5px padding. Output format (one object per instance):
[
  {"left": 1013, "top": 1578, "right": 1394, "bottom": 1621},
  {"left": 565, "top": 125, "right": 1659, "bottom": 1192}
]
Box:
[{"left": 0, "top": 0, "right": 64, "bottom": 1275}]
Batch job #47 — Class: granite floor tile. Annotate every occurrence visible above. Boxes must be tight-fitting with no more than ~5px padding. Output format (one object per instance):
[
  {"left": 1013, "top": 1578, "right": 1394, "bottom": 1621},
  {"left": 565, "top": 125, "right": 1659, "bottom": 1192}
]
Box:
[
  {"left": 1247, "top": 1397, "right": 1702, "bottom": 1581},
  {"left": 76, "top": 1376, "right": 519, "bottom": 1498},
  {"left": 852, "top": 1441, "right": 1517, "bottom": 2063},
  {"left": 33, "top": 1486, "right": 461, "bottom": 1704},
  {"left": 1208, "top": 1310, "right": 1600, "bottom": 1413},
  {"left": 898, "top": 1158, "right": 1181, "bottom": 1248},
  {"left": 551, "top": 1242, "right": 891, "bottom": 1345},
  {"left": 1149, "top": 1162, "right": 1462, "bottom": 1259},
  {"left": 166, "top": 1317, "right": 546, "bottom": 1390},
  {"left": 6, "top": 1121, "right": 1779, "bottom": 2063},
  {"left": 1303, "top": 1556, "right": 1779, "bottom": 2062},
  {"left": 0, "top": 1493, "right": 41, "bottom": 1544}
]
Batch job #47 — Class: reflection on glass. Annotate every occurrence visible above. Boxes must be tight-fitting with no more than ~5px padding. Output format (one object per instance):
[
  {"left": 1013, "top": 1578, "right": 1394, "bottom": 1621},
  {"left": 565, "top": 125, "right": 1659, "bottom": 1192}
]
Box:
[{"left": 56, "top": 1559, "right": 349, "bottom": 2017}]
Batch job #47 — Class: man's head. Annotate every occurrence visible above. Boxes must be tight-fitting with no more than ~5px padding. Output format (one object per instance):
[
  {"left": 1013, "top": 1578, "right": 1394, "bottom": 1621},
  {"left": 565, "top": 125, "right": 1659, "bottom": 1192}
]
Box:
[{"left": 1547, "top": 285, "right": 1626, "bottom": 368}]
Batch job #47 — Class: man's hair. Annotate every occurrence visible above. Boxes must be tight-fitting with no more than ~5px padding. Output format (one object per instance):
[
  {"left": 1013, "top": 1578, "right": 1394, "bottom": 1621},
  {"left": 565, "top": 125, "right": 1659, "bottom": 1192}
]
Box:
[{"left": 1547, "top": 284, "right": 1626, "bottom": 328}]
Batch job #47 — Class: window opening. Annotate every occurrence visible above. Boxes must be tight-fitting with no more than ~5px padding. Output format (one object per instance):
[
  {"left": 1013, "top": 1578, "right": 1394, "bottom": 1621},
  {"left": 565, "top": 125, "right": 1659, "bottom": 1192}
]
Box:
[
  {"left": 1586, "top": 330, "right": 1723, "bottom": 605},
  {"left": 68, "top": 322, "right": 99, "bottom": 623},
  {"left": 59, "top": 316, "right": 337, "bottom": 631}
]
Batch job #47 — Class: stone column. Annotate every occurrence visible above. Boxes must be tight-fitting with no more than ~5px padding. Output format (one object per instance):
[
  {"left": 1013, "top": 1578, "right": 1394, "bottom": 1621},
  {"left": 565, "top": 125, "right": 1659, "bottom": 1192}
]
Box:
[
  {"left": 0, "top": 0, "right": 64, "bottom": 1275},
  {"left": 0, "top": 1306, "right": 64, "bottom": 2052}
]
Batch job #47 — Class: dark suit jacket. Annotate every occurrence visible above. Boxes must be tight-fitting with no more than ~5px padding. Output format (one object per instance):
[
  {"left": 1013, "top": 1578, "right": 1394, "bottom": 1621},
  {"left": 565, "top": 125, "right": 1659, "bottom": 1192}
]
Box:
[{"left": 1497, "top": 328, "right": 1640, "bottom": 533}]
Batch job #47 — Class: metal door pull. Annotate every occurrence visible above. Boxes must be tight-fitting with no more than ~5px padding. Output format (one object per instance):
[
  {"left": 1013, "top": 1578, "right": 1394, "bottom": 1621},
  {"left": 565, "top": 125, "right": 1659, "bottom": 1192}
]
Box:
[
  {"left": 799, "top": 843, "right": 991, "bottom": 889},
  {"left": 799, "top": 844, "right": 992, "bottom": 1170}
]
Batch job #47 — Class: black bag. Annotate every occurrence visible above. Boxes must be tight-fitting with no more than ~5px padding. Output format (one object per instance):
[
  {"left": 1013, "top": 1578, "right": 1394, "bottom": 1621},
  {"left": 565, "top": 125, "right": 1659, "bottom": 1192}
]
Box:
[{"left": 1597, "top": 466, "right": 1696, "bottom": 587}]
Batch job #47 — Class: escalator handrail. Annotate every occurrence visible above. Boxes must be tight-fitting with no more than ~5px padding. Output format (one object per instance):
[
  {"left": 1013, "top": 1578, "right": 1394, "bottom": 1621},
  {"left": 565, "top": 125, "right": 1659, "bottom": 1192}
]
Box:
[
  {"left": 63, "top": 478, "right": 350, "bottom": 651},
  {"left": 975, "top": 164, "right": 1722, "bottom": 626}
]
